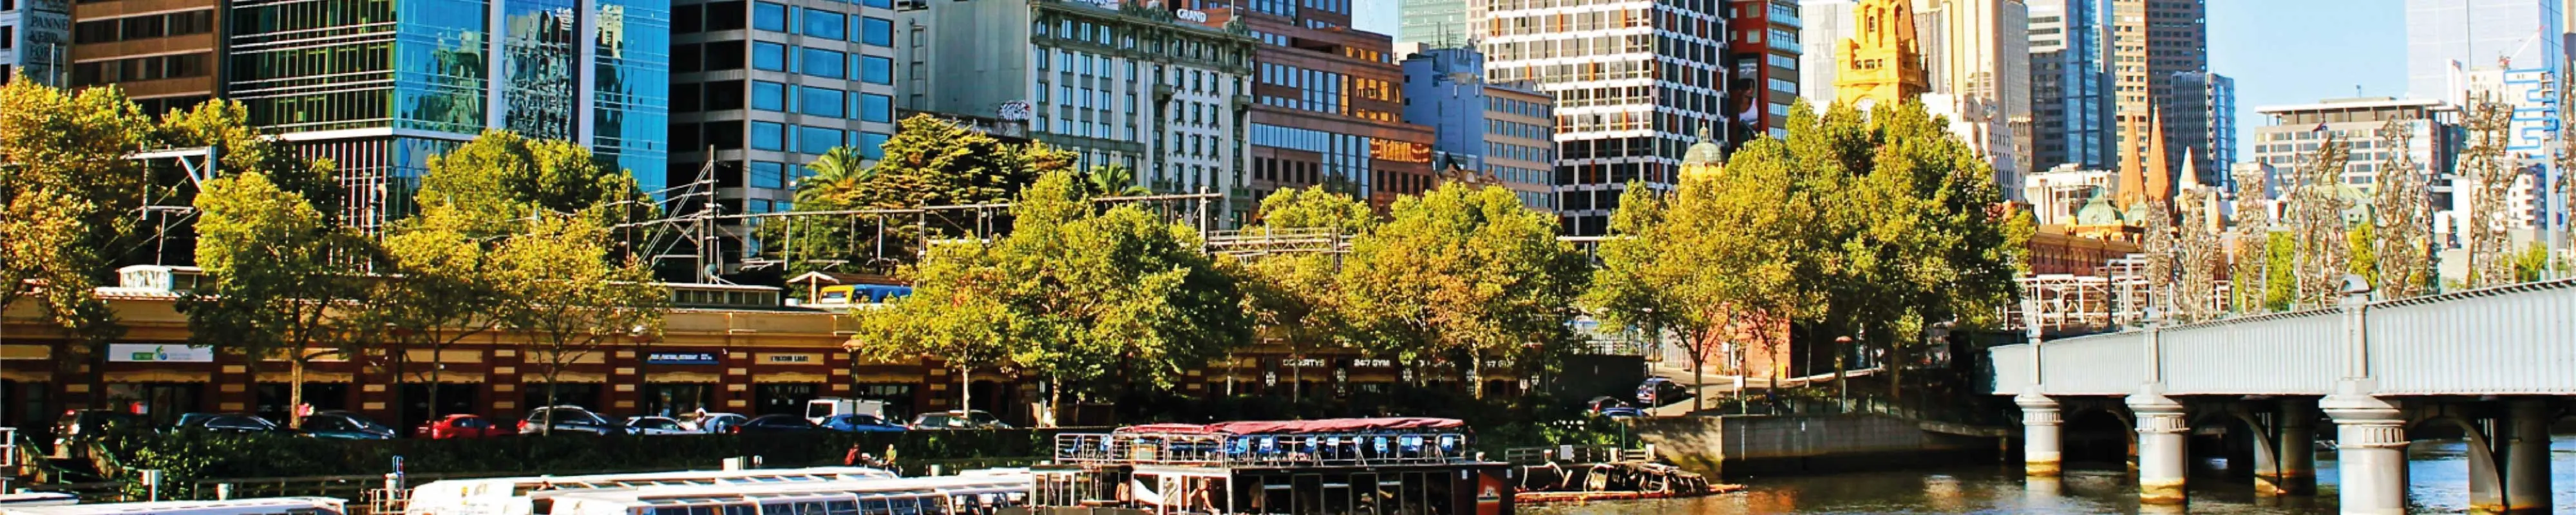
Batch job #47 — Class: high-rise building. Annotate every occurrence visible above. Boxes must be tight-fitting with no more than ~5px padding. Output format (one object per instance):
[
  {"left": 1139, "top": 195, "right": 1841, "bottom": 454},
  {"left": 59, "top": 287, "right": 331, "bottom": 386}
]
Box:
[
  {"left": 1834, "top": 0, "right": 1928, "bottom": 109},
  {"left": 2250, "top": 97, "right": 2463, "bottom": 247},
  {"left": 907, "top": 0, "right": 1258, "bottom": 221},
  {"left": 2027, "top": 0, "right": 2110, "bottom": 170},
  {"left": 66, "top": 0, "right": 215, "bottom": 115},
  {"left": 2167, "top": 71, "right": 2233, "bottom": 186},
  {"left": 225, "top": 0, "right": 671, "bottom": 231},
  {"left": 1394, "top": 0, "right": 1468, "bottom": 55},
  {"left": 668, "top": 0, "right": 897, "bottom": 259},
  {"left": 1198, "top": 1, "right": 1432, "bottom": 218},
  {"left": 1727, "top": 0, "right": 1802, "bottom": 141},
  {"left": 1480, "top": 0, "right": 1729, "bottom": 236},
  {"left": 1401, "top": 46, "right": 1558, "bottom": 212},
  {"left": 2104, "top": 0, "right": 2205, "bottom": 203},
  {"left": 1799, "top": 0, "right": 1857, "bottom": 109},
  {"left": 1, "top": 0, "right": 70, "bottom": 86},
  {"left": 2404, "top": 0, "right": 2564, "bottom": 101},
  {"left": 1911, "top": 0, "right": 2030, "bottom": 197}
]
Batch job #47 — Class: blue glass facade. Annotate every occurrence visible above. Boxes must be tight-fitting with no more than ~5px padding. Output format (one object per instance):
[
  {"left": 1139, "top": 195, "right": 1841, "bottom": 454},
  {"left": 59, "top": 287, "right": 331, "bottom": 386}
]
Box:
[{"left": 592, "top": 0, "right": 672, "bottom": 195}]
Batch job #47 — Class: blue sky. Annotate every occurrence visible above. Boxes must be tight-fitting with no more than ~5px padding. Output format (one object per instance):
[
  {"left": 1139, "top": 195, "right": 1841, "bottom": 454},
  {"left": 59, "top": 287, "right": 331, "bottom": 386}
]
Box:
[{"left": 1353, "top": 0, "right": 2409, "bottom": 162}]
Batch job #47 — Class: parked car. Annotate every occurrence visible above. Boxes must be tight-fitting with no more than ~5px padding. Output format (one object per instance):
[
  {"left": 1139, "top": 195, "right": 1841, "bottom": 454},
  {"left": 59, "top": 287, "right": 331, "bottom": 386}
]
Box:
[
  {"left": 622, "top": 416, "right": 693, "bottom": 435},
  {"left": 1636, "top": 377, "right": 1691, "bottom": 408},
  {"left": 519, "top": 406, "right": 628, "bottom": 435},
  {"left": 301, "top": 411, "right": 397, "bottom": 440},
  {"left": 690, "top": 413, "right": 748, "bottom": 434},
  {"left": 415, "top": 415, "right": 513, "bottom": 439},
  {"left": 907, "top": 410, "right": 1009, "bottom": 430},
  {"left": 175, "top": 413, "right": 285, "bottom": 434},
  {"left": 819, "top": 414, "right": 907, "bottom": 433},
  {"left": 804, "top": 398, "right": 889, "bottom": 426},
  {"left": 733, "top": 414, "right": 822, "bottom": 434}
]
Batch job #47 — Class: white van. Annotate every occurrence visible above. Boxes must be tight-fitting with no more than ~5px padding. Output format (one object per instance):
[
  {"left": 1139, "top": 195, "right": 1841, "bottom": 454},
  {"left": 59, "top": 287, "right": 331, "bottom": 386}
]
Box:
[{"left": 803, "top": 398, "right": 888, "bottom": 426}]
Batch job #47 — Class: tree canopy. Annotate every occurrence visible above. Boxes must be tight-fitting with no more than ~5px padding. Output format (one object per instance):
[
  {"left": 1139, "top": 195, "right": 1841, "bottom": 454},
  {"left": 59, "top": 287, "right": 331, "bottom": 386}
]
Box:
[{"left": 1341, "top": 182, "right": 1587, "bottom": 397}]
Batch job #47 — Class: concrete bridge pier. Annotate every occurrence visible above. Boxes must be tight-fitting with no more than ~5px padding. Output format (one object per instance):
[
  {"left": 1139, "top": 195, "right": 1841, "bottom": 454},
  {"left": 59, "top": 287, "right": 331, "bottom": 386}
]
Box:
[
  {"left": 2248, "top": 398, "right": 2320, "bottom": 498},
  {"left": 2129, "top": 392, "right": 2187, "bottom": 505},
  {"left": 2324, "top": 394, "right": 2409, "bottom": 515},
  {"left": 2017, "top": 391, "right": 2061, "bottom": 477},
  {"left": 2501, "top": 398, "right": 2553, "bottom": 513}
]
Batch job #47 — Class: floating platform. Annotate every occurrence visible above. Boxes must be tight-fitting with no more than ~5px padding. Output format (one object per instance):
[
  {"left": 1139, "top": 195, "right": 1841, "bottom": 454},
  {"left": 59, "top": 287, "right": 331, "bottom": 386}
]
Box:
[{"left": 1513, "top": 484, "right": 1746, "bottom": 504}]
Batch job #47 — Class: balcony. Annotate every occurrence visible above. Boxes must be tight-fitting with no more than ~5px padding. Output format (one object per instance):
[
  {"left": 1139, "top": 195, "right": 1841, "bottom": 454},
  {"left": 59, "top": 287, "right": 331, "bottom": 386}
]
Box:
[{"left": 1768, "top": 3, "right": 1801, "bottom": 29}]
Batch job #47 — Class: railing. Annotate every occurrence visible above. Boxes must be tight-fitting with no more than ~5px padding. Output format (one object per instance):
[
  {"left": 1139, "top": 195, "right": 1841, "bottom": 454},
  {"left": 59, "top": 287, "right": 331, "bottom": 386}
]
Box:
[
  {"left": 1054, "top": 431, "right": 1473, "bottom": 467},
  {"left": 1, "top": 427, "right": 16, "bottom": 469},
  {"left": 1501, "top": 445, "right": 1647, "bottom": 465}
]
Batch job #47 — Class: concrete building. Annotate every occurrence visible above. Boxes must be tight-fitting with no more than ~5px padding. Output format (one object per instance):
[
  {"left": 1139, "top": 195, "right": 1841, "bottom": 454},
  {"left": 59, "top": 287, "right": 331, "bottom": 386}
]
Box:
[
  {"left": 907, "top": 0, "right": 1257, "bottom": 221},
  {"left": 2022, "top": 164, "right": 2117, "bottom": 226},
  {"left": 1728, "top": 0, "right": 1803, "bottom": 141},
  {"left": 2405, "top": 0, "right": 2564, "bottom": 101},
  {"left": 1393, "top": 0, "right": 1466, "bottom": 55},
  {"left": 2104, "top": 0, "right": 2206, "bottom": 185},
  {"left": 2027, "top": 0, "right": 2111, "bottom": 170},
  {"left": 1401, "top": 46, "right": 1558, "bottom": 212},
  {"left": 1196, "top": 3, "right": 1432, "bottom": 218},
  {"left": 1911, "top": 0, "right": 2031, "bottom": 198},
  {"left": 2460, "top": 68, "right": 2562, "bottom": 237},
  {"left": 1477, "top": 0, "right": 1730, "bottom": 236},
  {"left": 1798, "top": 0, "right": 1857, "bottom": 110},
  {"left": 1834, "top": 0, "right": 1928, "bottom": 110},
  {"left": 671, "top": 0, "right": 898, "bottom": 260},
  {"left": 2249, "top": 97, "right": 2462, "bottom": 241},
  {"left": 68, "top": 0, "right": 215, "bottom": 115},
  {"left": 2168, "top": 71, "right": 2235, "bottom": 186},
  {"left": 1, "top": 0, "right": 69, "bottom": 86},
  {"left": 223, "top": 0, "right": 671, "bottom": 233}
]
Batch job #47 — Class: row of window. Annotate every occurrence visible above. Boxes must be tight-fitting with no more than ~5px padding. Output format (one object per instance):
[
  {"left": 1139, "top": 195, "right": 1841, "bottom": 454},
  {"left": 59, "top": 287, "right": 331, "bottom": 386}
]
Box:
[
  {"left": 1030, "top": 14, "right": 1242, "bottom": 68},
  {"left": 1486, "top": 142, "right": 1549, "bottom": 164},
  {"left": 1486, "top": 118, "right": 1549, "bottom": 142},
  {"left": 1486, "top": 95, "right": 1546, "bottom": 118},
  {"left": 73, "top": 10, "right": 214, "bottom": 44},
  {"left": 677, "top": 120, "right": 891, "bottom": 159},
  {"left": 749, "top": 80, "right": 894, "bottom": 123},
  {"left": 752, "top": 2, "right": 892, "bottom": 46},
  {"left": 71, "top": 52, "right": 210, "bottom": 86},
  {"left": 1486, "top": 164, "right": 1551, "bottom": 187}
]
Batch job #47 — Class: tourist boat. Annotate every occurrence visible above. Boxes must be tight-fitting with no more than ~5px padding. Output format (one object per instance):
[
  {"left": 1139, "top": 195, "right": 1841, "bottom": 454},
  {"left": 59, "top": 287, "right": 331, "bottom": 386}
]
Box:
[
  {"left": 540, "top": 476, "right": 1028, "bottom": 515},
  {"left": 406, "top": 467, "right": 900, "bottom": 515},
  {"left": 0, "top": 498, "right": 346, "bottom": 515},
  {"left": 1029, "top": 418, "right": 1515, "bottom": 515}
]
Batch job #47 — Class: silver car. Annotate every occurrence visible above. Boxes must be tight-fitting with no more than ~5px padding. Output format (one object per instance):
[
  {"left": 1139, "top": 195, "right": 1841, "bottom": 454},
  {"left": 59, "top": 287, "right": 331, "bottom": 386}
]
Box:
[{"left": 621, "top": 416, "right": 692, "bottom": 435}]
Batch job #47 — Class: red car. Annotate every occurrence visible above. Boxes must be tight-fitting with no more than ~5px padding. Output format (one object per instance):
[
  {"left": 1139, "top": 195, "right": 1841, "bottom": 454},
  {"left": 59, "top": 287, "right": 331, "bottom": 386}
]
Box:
[{"left": 414, "top": 414, "right": 513, "bottom": 439}]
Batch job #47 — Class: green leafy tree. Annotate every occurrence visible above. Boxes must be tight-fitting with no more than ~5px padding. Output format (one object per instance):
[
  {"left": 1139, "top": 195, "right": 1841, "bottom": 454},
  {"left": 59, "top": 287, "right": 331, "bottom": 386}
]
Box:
[
  {"left": 1081, "top": 164, "right": 1151, "bottom": 198},
  {"left": 847, "top": 242, "right": 1016, "bottom": 411},
  {"left": 2347, "top": 222, "right": 2379, "bottom": 288},
  {"left": 0, "top": 77, "right": 151, "bottom": 404},
  {"left": 2511, "top": 241, "right": 2555, "bottom": 282},
  {"left": 418, "top": 130, "right": 654, "bottom": 239},
  {"left": 1235, "top": 187, "right": 1374, "bottom": 400},
  {"left": 363, "top": 205, "right": 507, "bottom": 422},
  {"left": 1341, "top": 182, "right": 1587, "bottom": 398},
  {"left": 768, "top": 117, "right": 1077, "bottom": 277},
  {"left": 2264, "top": 232, "right": 2297, "bottom": 311},
  {"left": 184, "top": 172, "right": 370, "bottom": 427},
  {"left": 492, "top": 214, "right": 668, "bottom": 430}
]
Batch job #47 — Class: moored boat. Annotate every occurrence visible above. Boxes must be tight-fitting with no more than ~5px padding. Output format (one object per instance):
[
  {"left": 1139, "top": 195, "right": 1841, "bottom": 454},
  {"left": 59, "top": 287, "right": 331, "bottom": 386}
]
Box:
[{"left": 1027, "top": 418, "right": 1515, "bottom": 515}]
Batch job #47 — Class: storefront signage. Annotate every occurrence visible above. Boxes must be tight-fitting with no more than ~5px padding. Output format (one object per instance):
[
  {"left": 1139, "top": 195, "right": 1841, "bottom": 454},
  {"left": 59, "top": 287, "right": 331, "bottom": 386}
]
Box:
[
  {"left": 109, "top": 344, "right": 214, "bottom": 363},
  {"left": 1285, "top": 358, "right": 1326, "bottom": 368},
  {"left": 763, "top": 353, "right": 821, "bottom": 364},
  {"left": 1352, "top": 359, "right": 1392, "bottom": 368},
  {"left": 1175, "top": 9, "right": 1208, "bottom": 23},
  {"left": 647, "top": 352, "right": 719, "bottom": 365}
]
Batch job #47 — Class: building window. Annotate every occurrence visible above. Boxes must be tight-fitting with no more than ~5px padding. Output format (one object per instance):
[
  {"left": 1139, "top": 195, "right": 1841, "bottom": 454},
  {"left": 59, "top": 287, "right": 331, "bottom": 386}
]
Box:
[
  {"left": 753, "top": 42, "right": 787, "bottom": 71},
  {"left": 752, "top": 2, "right": 788, "bottom": 32},
  {"left": 751, "top": 81, "right": 786, "bottom": 111},
  {"left": 858, "top": 93, "right": 892, "bottom": 123},
  {"left": 750, "top": 161, "right": 786, "bottom": 189},
  {"left": 799, "top": 47, "right": 845, "bottom": 79},
  {"left": 858, "top": 55, "right": 892, "bottom": 84},
  {"left": 801, "top": 10, "right": 844, "bottom": 40},
  {"left": 858, "top": 131, "right": 890, "bottom": 160},
  {"left": 751, "top": 122, "right": 785, "bottom": 151},
  {"left": 860, "top": 17, "right": 893, "bottom": 46},
  {"left": 797, "top": 126, "right": 844, "bottom": 154},
  {"left": 799, "top": 86, "right": 844, "bottom": 117}
]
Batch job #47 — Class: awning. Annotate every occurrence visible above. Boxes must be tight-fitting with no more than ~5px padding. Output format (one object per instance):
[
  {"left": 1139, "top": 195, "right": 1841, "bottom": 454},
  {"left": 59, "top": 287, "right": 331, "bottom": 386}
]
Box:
[{"left": 1116, "top": 417, "right": 1467, "bottom": 435}]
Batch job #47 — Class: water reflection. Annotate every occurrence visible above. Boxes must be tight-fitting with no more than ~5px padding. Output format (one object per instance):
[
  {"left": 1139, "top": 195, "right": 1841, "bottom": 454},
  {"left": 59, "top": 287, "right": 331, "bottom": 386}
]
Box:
[{"left": 1524, "top": 436, "right": 2576, "bottom": 514}]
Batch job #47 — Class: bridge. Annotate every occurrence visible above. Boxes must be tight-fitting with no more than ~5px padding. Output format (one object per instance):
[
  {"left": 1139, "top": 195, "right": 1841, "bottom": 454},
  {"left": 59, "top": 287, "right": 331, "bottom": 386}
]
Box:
[{"left": 1988, "top": 277, "right": 2576, "bottom": 514}]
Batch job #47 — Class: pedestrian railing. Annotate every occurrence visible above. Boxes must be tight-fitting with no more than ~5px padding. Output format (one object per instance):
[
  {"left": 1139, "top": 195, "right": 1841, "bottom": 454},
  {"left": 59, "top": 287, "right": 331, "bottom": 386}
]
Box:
[{"left": 1054, "top": 431, "right": 1473, "bottom": 467}]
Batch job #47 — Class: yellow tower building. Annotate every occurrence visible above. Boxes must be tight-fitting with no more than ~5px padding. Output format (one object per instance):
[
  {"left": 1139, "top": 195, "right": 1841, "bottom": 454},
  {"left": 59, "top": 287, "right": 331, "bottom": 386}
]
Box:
[{"left": 1834, "top": 0, "right": 1930, "bottom": 110}]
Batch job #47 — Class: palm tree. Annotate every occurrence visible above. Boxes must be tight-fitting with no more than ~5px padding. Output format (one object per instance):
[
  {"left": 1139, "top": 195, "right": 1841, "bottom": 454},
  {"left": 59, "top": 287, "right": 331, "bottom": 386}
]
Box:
[
  {"left": 795, "top": 146, "right": 872, "bottom": 206},
  {"left": 1083, "top": 164, "right": 1151, "bottom": 197}
]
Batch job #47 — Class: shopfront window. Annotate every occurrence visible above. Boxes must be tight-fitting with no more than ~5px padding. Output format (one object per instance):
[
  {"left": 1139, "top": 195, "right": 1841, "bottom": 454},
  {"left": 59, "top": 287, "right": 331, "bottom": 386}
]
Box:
[
  {"left": 753, "top": 383, "right": 820, "bottom": 416},
  {"left": 523, "top": 383, "right": 603, "bottom": 411},
  {"left": 849, "top": 383, "right": 913, "bottom": 420},
  {"left": 645, "top": 384, "right": 715, "bottom": 418},
  {"left": 107, "top": 382, "right": 201, "bottom": 426}
]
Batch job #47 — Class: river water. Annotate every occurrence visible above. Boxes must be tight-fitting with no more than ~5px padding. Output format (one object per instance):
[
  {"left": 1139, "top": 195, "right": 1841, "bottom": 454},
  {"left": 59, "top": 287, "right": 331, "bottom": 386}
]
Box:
[{"left": 1526, "top": 436, "right": 2576, "bottom": 514}]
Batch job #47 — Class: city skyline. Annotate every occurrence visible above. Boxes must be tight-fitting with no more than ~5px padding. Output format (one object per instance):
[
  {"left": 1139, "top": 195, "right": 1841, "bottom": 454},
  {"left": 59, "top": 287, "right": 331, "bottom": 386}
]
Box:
[{"left": 1363, "top": 0, "right": 2410, "bottom": 170}]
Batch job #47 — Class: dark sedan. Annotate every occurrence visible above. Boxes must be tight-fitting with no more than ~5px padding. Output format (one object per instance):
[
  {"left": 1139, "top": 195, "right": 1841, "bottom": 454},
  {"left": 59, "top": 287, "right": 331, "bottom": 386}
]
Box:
[{"left": 732, "top": 414, "right": 823, "bottom": 434}]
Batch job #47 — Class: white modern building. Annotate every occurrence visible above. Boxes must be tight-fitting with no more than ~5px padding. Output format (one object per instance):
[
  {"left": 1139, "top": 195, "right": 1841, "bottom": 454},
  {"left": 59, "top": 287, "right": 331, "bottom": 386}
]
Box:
[{"left": 1479, "top": 0, "right": 1731, "bottom": 236}]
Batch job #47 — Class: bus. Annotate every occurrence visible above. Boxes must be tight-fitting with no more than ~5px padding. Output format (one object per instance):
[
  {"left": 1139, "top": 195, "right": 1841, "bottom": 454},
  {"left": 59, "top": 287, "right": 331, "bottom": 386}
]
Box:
[
  {"left": 406, "top": 468, "right": 897, "bottom": 515},
  {"left": 0, "top": 498, "right": 345, "bottom": 515},
  {"left": 541, "top": 476, "right": 1028, "bottom": 515}
]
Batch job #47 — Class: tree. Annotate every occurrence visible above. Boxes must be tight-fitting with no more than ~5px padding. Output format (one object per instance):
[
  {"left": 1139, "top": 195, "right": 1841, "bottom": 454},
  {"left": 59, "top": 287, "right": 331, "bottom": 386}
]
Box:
[
  {"left": 847, "top": 242, "right": 1015, "bottom": 412},
  {"left": 2511, "top": 241, "right": 2555, "bottom": 283},
  {"left": 2371, "top": 116, "right": 2436, "bottom": 299},
  {"left": 2347, "top": 223, "right": 2379, "bottom": 288},
  {"left": 0, "top": 77, "right": 151, "bottom": 406},
  {"left": 492, "top": 214, "right": 668, "bottom": 430},
  {"left": 2263, "top": 232, "right": 2297, "bottom": 312},
  {"left": 1341, "top": 182, "right": 1587, "bottom": 398},
  {"left": 365, "top": 205, "right": 506, "bottom": 423},
  {"left": 2230, "top": 164, "right": 2273, "bottom": 313},
  {"left": 418, "top": 130, "right": 653, "bottom": 239},
  {"left": 1081, "top": 164, "right": 1151, "bottom": 198},
  {"left": 1236, "top": 187, "right": 1374, "bottom": 400},
  {"left": 1588, "top": 170, "right": 1807, "bottom": 411},
  {"left": 2286, "top": 132, "right": 2352, "bottom": 308},
  {"left": 185, "top": 172, "right": 370, "bottom": 427},
  {"left": 2459, "top": 96, "right": 2517, "bottom": 287},
  {"left": 767, "top": 118, "right": 1077, "bottom": 275}
]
